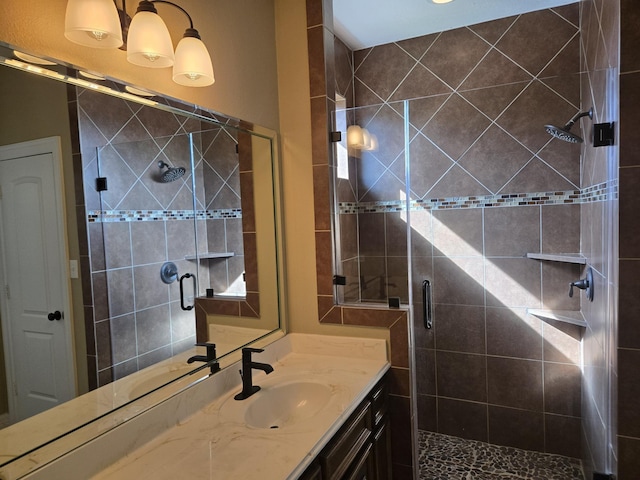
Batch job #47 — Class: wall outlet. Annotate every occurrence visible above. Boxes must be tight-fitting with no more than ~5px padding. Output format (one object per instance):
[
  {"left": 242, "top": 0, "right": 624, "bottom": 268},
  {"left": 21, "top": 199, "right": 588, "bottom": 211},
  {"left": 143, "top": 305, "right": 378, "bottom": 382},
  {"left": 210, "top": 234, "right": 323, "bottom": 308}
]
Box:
[{"left": 70, "top": 260, "right": 78, "bottom": 279}]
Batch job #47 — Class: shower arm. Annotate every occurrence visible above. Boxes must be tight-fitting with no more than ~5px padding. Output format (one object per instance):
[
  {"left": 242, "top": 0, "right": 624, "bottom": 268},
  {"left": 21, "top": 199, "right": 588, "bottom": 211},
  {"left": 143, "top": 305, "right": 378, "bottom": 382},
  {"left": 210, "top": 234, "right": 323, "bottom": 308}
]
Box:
[{"left": 563, "top": 108, "right": 593, "bottom": 130}]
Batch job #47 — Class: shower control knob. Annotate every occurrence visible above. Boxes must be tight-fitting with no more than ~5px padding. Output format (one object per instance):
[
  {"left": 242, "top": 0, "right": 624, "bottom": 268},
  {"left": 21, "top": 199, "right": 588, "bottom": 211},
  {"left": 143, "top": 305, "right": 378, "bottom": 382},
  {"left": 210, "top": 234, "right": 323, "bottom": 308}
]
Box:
[
  {"left": 568, "top": 267, "right": 594, "bottom": 302},
  {"left": 48, "top": 310, "right": 62, "bottom": 321}
]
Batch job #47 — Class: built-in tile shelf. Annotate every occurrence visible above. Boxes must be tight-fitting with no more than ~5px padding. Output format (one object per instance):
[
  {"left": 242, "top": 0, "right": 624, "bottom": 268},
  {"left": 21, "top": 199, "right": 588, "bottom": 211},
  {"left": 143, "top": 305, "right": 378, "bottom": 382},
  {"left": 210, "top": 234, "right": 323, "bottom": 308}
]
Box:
[
  {"left": 527, "top": 309, "right": 587, "bottom": 328},
  {"left": 526, "top": 253, "right": 587, "bottom": 264},
  {"left": 185, "top": 252, "right": 235, "bottom": 261}
]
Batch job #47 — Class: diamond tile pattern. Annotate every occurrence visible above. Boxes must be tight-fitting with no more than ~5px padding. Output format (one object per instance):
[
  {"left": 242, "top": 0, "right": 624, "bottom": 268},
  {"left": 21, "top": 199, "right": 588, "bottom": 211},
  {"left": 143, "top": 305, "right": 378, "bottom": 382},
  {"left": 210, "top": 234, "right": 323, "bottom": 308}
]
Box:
[
  {"left": 336, "top": 6, "right": 587, "bottom": 461},
  {"left": 353, "top": 7, "right": 581, "bottom": 199},
  {"left": 77, "top": 88, "right": 243, "bottom": 385}
]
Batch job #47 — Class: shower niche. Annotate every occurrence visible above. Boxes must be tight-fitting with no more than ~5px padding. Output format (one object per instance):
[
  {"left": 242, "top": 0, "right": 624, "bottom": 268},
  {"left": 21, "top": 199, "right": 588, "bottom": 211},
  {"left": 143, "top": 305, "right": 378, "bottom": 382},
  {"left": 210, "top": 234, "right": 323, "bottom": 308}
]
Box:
[{"left": 526, "top": 253, "right": 590, "bottom": 329}]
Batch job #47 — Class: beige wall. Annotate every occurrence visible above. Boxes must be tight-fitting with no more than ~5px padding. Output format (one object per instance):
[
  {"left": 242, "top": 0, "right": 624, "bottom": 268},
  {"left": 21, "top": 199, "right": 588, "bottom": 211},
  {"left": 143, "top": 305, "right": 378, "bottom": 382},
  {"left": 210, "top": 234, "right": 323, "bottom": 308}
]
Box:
[
  {"left": 0, "top": 0, "right": 280, "bottom": 131},
  {"left": 0, "top": 0, "right": 387, "bottom": 353},
  {"left": 0, "top": 66, "right": 88, "bottom": 395}
]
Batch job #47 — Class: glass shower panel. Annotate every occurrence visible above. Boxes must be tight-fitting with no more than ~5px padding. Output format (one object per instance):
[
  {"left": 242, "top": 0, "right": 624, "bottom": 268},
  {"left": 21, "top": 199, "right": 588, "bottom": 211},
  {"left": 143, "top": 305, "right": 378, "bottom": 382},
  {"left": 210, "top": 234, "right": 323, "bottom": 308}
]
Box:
[
  {"left": 332, "top": 101, "right": 410, "bottom": 306},
  {"left": 92, "top": 133, "right": 197, "bottom": 382},
  {"left": 190, "top": 125, "right": 245, "bottom": 299}
]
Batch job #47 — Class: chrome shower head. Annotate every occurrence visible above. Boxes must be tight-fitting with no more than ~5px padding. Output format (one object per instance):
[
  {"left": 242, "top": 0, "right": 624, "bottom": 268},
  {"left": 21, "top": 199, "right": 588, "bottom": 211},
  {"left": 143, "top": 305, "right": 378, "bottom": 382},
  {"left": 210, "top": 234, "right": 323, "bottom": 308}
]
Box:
[
  {"left": 158, "top": 161, "right": 185, "bottom": 183},
  {"left": 544, "top": 108, "right": 593, "bottom": 144}
]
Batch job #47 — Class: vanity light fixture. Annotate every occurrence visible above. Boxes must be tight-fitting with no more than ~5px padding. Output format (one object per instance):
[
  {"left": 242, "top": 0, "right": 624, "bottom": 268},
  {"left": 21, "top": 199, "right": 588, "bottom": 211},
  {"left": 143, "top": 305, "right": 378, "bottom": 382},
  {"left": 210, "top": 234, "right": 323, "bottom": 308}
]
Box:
[
  {"left": 347, "top": 125, "right": 366, "bottom": 149},
  {"left": 64, "top": 0, "right": 215, "bottom": 87},
  {"left": 125, "top": 85, "right": 155, "bottom": 96},
  {"left": 64, "top": 0, "right": 124, "bottom": 48},
  {"left": 126, "top": 1, "right": 174, "bottom": 68},
  {"left": 13, "top": 51, "right": 57, "bottom": 66},
  {"left": 78, "top": 70, "right": 107, "bottom": 80},
  {"left": 347, "top": 125, "right": 378, "bottom": 151},
  {"left": 432, "top": 0, "right": 454, "bottom": 3}
]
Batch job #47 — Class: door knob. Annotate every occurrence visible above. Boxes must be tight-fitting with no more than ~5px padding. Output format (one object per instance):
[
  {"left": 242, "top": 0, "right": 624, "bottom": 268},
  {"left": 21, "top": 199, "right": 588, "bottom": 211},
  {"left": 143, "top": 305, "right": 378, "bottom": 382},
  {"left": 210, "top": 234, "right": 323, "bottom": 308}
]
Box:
[{"left": 47, "top": 311, "right": 62, "bottom": 321}]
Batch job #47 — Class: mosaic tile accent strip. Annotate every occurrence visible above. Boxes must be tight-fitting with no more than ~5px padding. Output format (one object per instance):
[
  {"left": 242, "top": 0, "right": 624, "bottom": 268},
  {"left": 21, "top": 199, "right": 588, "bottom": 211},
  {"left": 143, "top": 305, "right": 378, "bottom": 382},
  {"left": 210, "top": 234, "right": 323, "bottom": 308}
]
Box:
[
  {"left": 418, "top": 431, "right": 584, "bottom": 480},
  {"left": 87, "top": 209, "right": 242, "bottom": 222},
  {"left": 339, "top": 181, "right": 617, "bottom": 214}
]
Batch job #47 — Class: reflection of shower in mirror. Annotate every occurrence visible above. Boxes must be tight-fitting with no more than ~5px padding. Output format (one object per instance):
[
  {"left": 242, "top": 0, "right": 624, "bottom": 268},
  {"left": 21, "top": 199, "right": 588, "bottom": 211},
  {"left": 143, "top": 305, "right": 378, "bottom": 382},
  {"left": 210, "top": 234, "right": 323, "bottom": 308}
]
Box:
[{"left": 158, "top": 160, "right": 186, "bottom": 182}]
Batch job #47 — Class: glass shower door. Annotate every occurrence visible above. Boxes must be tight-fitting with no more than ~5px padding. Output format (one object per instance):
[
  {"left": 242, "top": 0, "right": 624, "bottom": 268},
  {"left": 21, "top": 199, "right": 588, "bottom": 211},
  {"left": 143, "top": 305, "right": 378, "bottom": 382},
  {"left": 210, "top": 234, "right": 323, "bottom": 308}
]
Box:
[
  {"left": 189, "top": 126, "right": 246, "bottom": 300},
  {"left": 331, "top": 101, "right": 411, "bottom": 307}
]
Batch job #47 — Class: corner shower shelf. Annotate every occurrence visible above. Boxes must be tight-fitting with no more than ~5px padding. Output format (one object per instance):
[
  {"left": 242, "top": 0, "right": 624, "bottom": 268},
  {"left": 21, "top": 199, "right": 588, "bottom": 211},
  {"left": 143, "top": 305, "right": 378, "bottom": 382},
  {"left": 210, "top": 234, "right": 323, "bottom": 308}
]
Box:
[
  {"left": 185, "top": 252, "right": 235, "bottom": 261},
  {"left": 527, "top": 309, "right": 587, "bottom": 328},
  {"left": 526, "top": 253, "right": 586, "bottom": 264}
]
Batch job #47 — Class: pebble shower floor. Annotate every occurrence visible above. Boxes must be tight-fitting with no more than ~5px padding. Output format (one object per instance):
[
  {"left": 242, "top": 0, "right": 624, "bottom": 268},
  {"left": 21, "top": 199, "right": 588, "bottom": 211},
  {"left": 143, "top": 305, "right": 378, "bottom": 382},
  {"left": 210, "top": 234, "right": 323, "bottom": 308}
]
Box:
[{"left": 418, "top": 431, "right": 585, "bottom": 480}]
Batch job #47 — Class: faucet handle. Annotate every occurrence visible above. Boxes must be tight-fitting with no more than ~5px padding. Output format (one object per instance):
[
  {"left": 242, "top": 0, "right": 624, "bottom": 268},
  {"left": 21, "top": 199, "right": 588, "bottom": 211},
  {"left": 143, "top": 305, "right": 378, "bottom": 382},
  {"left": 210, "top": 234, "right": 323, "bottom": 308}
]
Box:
[{"left": 243, "top": 347, "right": 264, "bottom": 354}]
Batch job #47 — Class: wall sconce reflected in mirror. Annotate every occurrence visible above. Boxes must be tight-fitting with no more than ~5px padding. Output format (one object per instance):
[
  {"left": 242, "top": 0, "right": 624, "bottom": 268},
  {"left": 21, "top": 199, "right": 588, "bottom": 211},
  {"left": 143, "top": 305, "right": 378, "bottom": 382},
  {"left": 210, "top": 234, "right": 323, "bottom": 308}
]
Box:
[
  {"left": 347, "top": 125, "right": 378, "bottom": 152},
  {"left": 64, "top": 0, "right": 214, "bottom": 87}
]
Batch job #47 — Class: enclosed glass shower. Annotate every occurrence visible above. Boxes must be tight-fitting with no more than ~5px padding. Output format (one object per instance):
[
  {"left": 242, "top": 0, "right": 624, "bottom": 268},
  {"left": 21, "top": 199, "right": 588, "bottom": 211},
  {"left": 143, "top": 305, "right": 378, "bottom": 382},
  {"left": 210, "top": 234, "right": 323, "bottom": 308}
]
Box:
[
  {"left": 331, "top": 99, "right": 614, "bottom": 473},
  {"left": 88, "top": 126, "right": 247, "bottom": 382}
]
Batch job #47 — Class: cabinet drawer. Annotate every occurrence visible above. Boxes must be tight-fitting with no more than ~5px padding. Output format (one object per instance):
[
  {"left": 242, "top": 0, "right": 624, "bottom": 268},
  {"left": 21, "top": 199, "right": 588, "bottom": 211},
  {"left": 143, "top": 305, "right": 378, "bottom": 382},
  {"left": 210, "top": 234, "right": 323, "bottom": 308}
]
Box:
[{"left": 320, "top": 401, "right": 372, "bottom": 480}]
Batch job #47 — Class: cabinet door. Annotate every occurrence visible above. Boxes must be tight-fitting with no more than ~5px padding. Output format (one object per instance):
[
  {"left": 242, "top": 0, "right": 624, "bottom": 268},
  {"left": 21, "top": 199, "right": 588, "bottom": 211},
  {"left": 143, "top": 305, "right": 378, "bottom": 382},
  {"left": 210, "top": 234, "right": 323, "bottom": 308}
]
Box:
[
  {"left": 372, "top": 417, "right": 392, "bottom": 480},
  {"left": 299, "top": 461, "right": 322, "bottom": 480},
  {"left": 345, "top": 443, "right": 374, "bottom": 480}
]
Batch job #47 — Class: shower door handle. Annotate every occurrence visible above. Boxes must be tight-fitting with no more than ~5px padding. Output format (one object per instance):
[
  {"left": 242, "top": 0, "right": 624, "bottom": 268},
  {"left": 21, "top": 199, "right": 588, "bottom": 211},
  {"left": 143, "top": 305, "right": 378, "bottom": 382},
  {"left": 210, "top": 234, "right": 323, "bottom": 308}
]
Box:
[
  {"left": 180, "top": 273, "right": 196, "bottom": 311},
  {"left": 422, "top": 280, "right": 432, "bottom": 329}
]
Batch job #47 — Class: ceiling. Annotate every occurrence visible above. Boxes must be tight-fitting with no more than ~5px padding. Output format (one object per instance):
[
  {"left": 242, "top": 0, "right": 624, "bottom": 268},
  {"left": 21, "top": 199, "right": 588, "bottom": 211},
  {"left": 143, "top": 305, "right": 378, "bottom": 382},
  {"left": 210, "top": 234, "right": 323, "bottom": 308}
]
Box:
[{"left": 333, "top": 0, "right": 579, "bottom": 50}]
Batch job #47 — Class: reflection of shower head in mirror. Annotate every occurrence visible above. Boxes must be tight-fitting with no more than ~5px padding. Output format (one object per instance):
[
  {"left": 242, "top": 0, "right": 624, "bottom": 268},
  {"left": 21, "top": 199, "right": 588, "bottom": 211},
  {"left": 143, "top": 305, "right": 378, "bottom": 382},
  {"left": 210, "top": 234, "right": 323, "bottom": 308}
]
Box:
[
  {"left": 544, "top": 108, "right": 593, "bottom": 144},
  {"left": 158, "top": 160, "right": 186, "bottom": 182}
]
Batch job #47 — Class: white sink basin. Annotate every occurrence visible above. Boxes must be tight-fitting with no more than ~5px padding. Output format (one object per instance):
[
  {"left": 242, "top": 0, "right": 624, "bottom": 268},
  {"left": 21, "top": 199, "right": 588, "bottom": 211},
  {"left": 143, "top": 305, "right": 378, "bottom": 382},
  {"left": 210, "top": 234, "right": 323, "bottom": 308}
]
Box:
[{"left": 220, "top": 380, "right": 333, "bottom": 429}]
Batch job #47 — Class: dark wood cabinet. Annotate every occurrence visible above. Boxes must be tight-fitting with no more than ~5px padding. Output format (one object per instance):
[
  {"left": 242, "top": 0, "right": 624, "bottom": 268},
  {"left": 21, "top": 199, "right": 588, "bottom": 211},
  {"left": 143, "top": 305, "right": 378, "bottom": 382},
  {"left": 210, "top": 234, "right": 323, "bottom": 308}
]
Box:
[
  {"left": 299, "top": 461, "right": 323, "bottom": 480},
  {"left": 300, "top": 374, "right": 390, "bottom": 480},
  {"left": 369, "top": 378, "right": 391, "bottom": 480}
]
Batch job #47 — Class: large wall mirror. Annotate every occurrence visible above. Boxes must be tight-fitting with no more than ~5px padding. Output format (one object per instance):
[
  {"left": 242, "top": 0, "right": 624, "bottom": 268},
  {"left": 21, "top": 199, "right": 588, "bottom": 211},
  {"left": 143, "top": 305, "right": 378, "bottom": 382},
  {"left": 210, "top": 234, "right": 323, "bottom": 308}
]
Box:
[{"left": 0, "top": 42, "right": 283, "bottom": 470}]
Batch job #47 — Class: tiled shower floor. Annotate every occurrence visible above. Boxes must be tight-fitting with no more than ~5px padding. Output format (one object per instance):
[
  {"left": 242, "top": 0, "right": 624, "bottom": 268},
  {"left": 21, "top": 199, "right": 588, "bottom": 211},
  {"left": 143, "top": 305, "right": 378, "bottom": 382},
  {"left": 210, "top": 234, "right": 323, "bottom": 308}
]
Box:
[{"left": 418, "top": 431, "right": 584, "bottom": 480}]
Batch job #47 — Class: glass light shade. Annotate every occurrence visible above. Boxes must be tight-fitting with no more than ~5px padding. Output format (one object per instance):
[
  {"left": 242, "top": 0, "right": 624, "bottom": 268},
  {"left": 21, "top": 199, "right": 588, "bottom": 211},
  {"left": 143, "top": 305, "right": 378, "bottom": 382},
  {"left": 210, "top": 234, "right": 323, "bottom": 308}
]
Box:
[
  {"left": 173, "top": 37, "right": 215, "bottom": 87},
  {"left": 64, "top": 0, "right": 123, "bottom": 48},
  {"left": 362, "top": 128, "right": 371, "bottom": 149},
  {"left": 365, "top": 133, "right": 379, "bottom": 151},
  {"left": 127, "top": 11, "right": 174, "bottom": 68},
  {"left": 13, "top": 51, "right": 56, "bottom": 65},
  {"left": 432, "top": 0, "right": 454, "bottom": 3},
  {"left": 347, "top": 125, "right": 365, "bottom": 148}
]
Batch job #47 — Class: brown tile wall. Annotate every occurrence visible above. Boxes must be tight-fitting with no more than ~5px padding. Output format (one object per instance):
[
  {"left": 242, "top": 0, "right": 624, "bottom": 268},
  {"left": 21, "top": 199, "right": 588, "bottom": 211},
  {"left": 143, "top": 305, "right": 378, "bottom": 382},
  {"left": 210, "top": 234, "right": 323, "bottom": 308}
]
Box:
[
  {"left": 346, "top": 6, "right": 584, "bottom": 458},
  {"left": 306, "top": 0, "right": 416, "bottom": 477},
  {"left": 75, "top": 88, "right": 249, "bottom": 386},
  {"left": 618, "top": 0, "right": 640, "bottom": 478},
  {"left": 579, "top": 0, "right": 620, "bottom": 477}
]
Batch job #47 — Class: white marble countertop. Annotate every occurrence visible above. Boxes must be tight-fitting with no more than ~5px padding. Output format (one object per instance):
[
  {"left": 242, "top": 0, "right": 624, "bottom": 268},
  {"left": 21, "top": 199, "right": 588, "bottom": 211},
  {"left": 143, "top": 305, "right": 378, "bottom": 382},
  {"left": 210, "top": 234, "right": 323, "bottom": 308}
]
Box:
[
  {"left": 0, "top": 324, "right": 274, "bottom": 470},
  {"left": 1, "top": 328, "right": 284, "bottom": 480},
  {"left": 25, "top": 333, "right": 389, "bottom": 480},
  {"left": 93, "top": 334, "right": 389, "bottom": 480}
]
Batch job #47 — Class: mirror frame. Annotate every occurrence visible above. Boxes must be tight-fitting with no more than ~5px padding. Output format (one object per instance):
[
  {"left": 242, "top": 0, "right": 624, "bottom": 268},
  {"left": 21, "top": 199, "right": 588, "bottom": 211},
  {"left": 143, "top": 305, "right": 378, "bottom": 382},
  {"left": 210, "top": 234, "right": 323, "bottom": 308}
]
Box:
[{"left": 0, "top": 42, "right": 286, "bottom": 477}]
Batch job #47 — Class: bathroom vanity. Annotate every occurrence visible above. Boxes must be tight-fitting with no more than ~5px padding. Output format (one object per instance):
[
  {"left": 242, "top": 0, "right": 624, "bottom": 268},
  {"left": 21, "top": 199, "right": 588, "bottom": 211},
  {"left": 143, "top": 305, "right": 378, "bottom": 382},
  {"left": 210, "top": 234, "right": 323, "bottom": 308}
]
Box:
[
  {"left": 299, "top": 375, "right": 391, "bottom": 480},
  {"left": 15, "top": 334, "right": 390, "bottom": 480}
]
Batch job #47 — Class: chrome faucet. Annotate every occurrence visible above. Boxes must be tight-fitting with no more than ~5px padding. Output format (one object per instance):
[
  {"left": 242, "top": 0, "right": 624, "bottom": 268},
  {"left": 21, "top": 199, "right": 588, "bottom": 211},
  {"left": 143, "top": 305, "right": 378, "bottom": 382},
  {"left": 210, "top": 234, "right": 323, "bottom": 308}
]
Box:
[
  {"left": 187, "top": 342, "right": 220, "bottom": 374},
  {"left": 234, "top": 347, "right": 274, "bottom": 400}
]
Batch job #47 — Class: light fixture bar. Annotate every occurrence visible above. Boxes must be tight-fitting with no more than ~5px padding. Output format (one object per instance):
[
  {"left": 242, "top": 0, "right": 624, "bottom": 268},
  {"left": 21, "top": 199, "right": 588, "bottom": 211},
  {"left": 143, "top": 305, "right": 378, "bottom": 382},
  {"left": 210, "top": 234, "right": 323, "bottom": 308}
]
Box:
[{"left": 64, "top": 0, "right": 214, "bottom": 87}]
